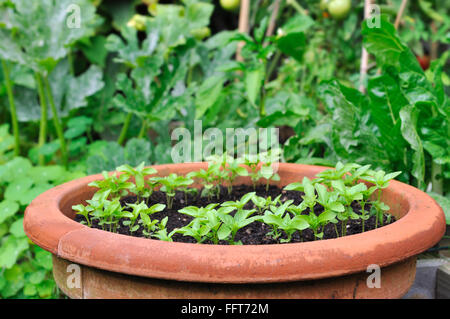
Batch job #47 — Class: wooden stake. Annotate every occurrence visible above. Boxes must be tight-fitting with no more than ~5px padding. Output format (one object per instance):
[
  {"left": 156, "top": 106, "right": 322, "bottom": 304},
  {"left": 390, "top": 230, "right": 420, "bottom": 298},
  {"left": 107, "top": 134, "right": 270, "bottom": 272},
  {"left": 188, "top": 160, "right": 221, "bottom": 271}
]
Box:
[
  {"left": 236, "top": 0, "right": 250, "bottom": 62},
  {"left": 359, "top": 0, "right": 374, "bottom": 93}
]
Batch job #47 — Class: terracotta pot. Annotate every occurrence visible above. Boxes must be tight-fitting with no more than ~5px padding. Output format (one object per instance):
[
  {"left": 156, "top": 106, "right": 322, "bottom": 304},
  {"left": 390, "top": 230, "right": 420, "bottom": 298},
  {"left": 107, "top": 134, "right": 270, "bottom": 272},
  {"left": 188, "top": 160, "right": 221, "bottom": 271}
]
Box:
[{"left": 24, "top": 163, "right": 446, "bottom": 299}]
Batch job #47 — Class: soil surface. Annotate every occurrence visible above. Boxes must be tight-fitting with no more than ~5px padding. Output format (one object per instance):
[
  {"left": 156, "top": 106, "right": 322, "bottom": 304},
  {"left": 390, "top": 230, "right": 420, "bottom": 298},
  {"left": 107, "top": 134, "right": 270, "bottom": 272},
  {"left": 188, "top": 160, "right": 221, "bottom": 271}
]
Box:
[{"left": 74, "top": 184, "right": 396, "bottom": 245}]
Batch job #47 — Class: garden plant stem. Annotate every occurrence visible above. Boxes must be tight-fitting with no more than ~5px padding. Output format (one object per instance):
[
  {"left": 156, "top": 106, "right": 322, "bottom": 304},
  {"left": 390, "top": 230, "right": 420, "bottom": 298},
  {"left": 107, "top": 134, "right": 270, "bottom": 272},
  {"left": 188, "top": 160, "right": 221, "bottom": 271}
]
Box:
[
  {"left": 35, "top": 73, "right": 48, "bottom": 166},
  {"left": 1, "top": 60, "right": 20, "bottom": 156},
  {"left": 44, "top": 76, "right": 68, "bottom": 168},
  {"left": 138, "top": 119, "right": 147, "bottom": 139},
  {"left": 118, "top": 113, "right": 133, "bottom": 145}
]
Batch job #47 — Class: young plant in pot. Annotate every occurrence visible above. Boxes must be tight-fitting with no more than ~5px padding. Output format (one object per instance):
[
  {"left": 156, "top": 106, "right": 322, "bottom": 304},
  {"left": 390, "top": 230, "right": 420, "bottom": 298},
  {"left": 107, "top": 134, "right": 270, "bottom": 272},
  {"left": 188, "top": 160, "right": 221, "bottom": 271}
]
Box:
[{"left": 24, "top": 159, "right": 446, "bottom": 299}]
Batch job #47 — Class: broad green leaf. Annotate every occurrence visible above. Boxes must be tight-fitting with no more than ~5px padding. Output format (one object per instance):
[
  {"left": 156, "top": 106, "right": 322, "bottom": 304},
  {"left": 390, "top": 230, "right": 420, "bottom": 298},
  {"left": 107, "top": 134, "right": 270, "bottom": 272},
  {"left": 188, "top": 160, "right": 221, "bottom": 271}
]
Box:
[
  {"left": 0, "top": 156, "right": 32, "bottom": 182},
  {"left": 0, "top": 236, "right": 29, "bottom": 268},
  {"left": 28, "top": 166, "right": 65, "bottom": 183},
  {"left": 276, "top": 32, "right": 306, "bottom": 63},
  {"left": 245, "top": 65, "right": 264, "bottom": 106},
  {"left": 362, "top": 15, "right": 406, "bottom": 68},
  {"left": 195, "top": 75, "right": 224, "bottom": 119},
  {"left": 36, "top": 279, "right": 55, "bottom": 299},
  {"left": 428, "top": 192, "right": 450, "bottom": 225},
  {"left": 399, "top": 105, "right": 425, "bottom": 188},
  {"left": 0, "top": 0, "right": 101, "bottom": 73},
  {"left": 9, "top": 218, "right": 26, "bottom": 238},
  {"left": 1, "top": 264, "right": 25, "bottom": 298},
  {"left": 23, "top": 283, "right": 37, "bottom": 297},
  {"left": 4, "top": 178, "right": 33, "bottom": 202},
  {"left": 0, "top": 200, "right": 19, "bottom": 223},
  {"left": 124, "top": 138, "right": 152, "bottom": 167},
  {"left": 34, "top": 250, "right": 53, "bottom": 271}
]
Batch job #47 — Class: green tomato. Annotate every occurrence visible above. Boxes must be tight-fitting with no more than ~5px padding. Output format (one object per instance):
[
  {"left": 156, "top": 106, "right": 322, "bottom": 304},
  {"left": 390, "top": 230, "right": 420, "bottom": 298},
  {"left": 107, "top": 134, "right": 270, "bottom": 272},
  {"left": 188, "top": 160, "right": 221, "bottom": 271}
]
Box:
[
  {"left": 220, "top": 0, "right": 240, "bottom": 12},
  {"left": 327, "top": 0, "right": 351, "bottom": 20},
  {"left": 320, "top": 0, "right": 330, "bottom": 11},
  {"left": 304, "top": 49, "right": 315, "bottom": 64},
  {"left": 190, "top": 27, "right": 211, "bottom": 40}
]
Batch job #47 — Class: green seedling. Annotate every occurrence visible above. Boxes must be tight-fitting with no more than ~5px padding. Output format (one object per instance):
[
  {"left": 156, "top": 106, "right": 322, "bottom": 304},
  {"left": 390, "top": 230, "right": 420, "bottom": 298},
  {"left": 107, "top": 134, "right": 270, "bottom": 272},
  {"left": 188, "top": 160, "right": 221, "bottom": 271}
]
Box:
[
  {"left": 344, "top": 164, "right": 372, "bottom": 186},
  {"left": 315, "top": 162, "right": 361, "bottom": 187},
  {"left": 329, "top": 180, "right": 365, "bottom": 236},
  {"left": 178, "top": 203, "right": 220, "bottom": 219},
  {"left": 72, "top": 204, "right": 94, "bottom": 227},
  {"left": 177, "top": 204, "right": 234, "bottom": 244},
  {"left": 153, "top": 226, "right": 176, "bottom": 242},
  {"left": 260, "top": 213, "right": 309, "bottom": 243},
  {"left": 139, "top": 207, "right": 167, "bottom": 238},
  {"left": 257, "top": 163, "right": 280, "bottom": 192},
  {"left": 221, "top": 192, "right": 256, "bottom": 211},
  {"left": 117, "top": 162, "right": 157, "bottom": 202},
  {"left": 359, "top": 185, "right": 378, "bottom": 232},
  {"left": 315, "top": 183, "right": 346, "bottom": 237},
  {"left": 257, "top": 200, "right": 297, "bottom": 241},
  {"left": 90, "top": 197, "right": 124, "bottom": 233},
  {"left": 285, "top": 177, "right": 317, "bottom": 214},
  {"left": 223, "top": 157, "right": 249, "bottom": 194},
  {"left": 216, "top": 196, "right": 259, "bottom": 245},
  {"left": 174, "top": 218, "right": 212, "bottom": 244},
  {"left": 370, "top": 200, "right": 391, "bottom": 228},
  {"left": 242, "top": 154, "right": 261, "bottom": 189},
  {"left": 303, "top": 210, "right": 337, "bottom": 240},
  {"left": 151, "top": 173, "right": 194, "bottom": 209},
  {"left": 187, "top": 166, "right": 222, "bottom": 200},
  {"left": 124, "top": 202, "right": 166, "bottom": 234},
  {"left": 88, "top": 171, "right": 135, "bottom": 199},
  {"left": 360, "top": 169, "right": 400, "bottom": 228},
  {"left": 251, "top": 194, "right": 282, "bottom": 214}
]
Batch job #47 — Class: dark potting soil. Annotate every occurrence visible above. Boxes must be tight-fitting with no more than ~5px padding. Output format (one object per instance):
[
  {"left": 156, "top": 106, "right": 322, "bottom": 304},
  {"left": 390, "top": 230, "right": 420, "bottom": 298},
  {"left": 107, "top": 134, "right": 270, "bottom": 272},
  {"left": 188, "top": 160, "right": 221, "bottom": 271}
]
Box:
[{"left": 74, "top": 184, "right": 396, "bottom": 245}]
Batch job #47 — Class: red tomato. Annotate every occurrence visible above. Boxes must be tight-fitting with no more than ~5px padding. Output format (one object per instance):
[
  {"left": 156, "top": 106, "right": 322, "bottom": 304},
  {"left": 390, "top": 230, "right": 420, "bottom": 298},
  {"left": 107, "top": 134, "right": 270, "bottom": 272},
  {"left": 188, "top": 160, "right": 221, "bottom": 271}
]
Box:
[{"left": 416, "top": 55, "right": 430, "bottom": 70}]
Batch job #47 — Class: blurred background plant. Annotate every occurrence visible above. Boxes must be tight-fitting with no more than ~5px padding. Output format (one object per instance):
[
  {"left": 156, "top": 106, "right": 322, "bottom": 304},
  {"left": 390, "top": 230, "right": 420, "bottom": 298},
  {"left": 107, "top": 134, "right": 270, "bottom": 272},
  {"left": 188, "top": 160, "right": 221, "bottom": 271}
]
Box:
[{"left": 0, "top": 0, "right": 448, "bottom": 298}]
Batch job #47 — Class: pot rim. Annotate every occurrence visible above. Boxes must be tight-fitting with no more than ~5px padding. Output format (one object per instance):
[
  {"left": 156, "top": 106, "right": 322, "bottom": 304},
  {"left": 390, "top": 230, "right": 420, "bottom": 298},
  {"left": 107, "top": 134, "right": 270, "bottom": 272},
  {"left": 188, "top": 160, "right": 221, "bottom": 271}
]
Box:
[{"left": 24, "top": 162, "right": 446, "bottom": 283}]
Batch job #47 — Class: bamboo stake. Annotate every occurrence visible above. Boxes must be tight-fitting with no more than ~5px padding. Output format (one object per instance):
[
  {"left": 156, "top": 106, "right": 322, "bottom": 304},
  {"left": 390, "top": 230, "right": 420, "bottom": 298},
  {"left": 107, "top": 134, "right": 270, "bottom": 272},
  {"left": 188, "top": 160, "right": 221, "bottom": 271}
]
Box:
[
  {"left": 236, "top": 0, "right": 250, "bottom": 62},
  {"left": 359, "top": 0, "right": 373, "bottom": 93},
  {"left": 265, "top": 0, "right": 282, "bottom": 39},
  {"left": 394, "top": 0, "right": 408, "bottom": 29}
]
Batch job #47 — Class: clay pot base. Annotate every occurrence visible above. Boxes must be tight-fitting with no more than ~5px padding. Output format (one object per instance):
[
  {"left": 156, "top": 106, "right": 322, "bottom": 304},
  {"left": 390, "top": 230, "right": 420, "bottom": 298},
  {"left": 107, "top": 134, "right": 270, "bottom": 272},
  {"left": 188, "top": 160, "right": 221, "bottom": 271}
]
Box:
[{"left": 53, "top": 255, "right": 416, "bottom": 299}]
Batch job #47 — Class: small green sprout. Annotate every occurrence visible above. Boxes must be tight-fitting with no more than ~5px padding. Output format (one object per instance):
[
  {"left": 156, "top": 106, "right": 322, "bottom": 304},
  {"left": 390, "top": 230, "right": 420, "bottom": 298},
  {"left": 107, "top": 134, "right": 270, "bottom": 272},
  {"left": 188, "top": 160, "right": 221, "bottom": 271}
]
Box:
[
  {"left": 223, "top": 157, "right": 249, "bottom": 194},
  {"left": 242, "top": 154, "right": 261, "bottom": 189},
  {"left": 187, "top": 167, "right": 219, "bottom": 201},
  {"left": 251, "top": 194, "right": 282, "bottom": 214},
  {"left": 178, "top": 203, "right": 220, "bottom": 219},
  {"left": 315, "top": 162, "right": 361, "bottom": 187},
  {"left": 151, "top": 173, "right": 194, "bottom": 209},
  {"left": 174, "top": 218, "right": 211, "bottom": 244},
  {"left": 89, "top": 197, "right": 124, "bottom": 233},
  {"left": 88, "top": 171, "right": 135, "bottom": 199},
  {"left": 221, "top": 192, "right": 256, "bottom": 211},
  {"left": 257, "top": 163, "right": 280, "bottom": 192},
  {"left": 72, "top": 204, "right": 93, "bottom": 227},
  {"left": 117, "top": 162, "right": 157, "bottom": 202},
  {"left": 125, "top": 202, "right": 165, "bottom": 234},
  {"left": 285, "top": 177, "right": 317, "bottom": 214},
  {"left": 217, "top": 207, "right": 257, "bottom": 245},
  {"left": 360, "top": 169, "right": 401, "bottom": 228},
  {"left": 258, "top": 200, "right": 298, "bottom": 241},
  {"left": 138, "top": 204, "right": 167, "bottom": 238}
]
